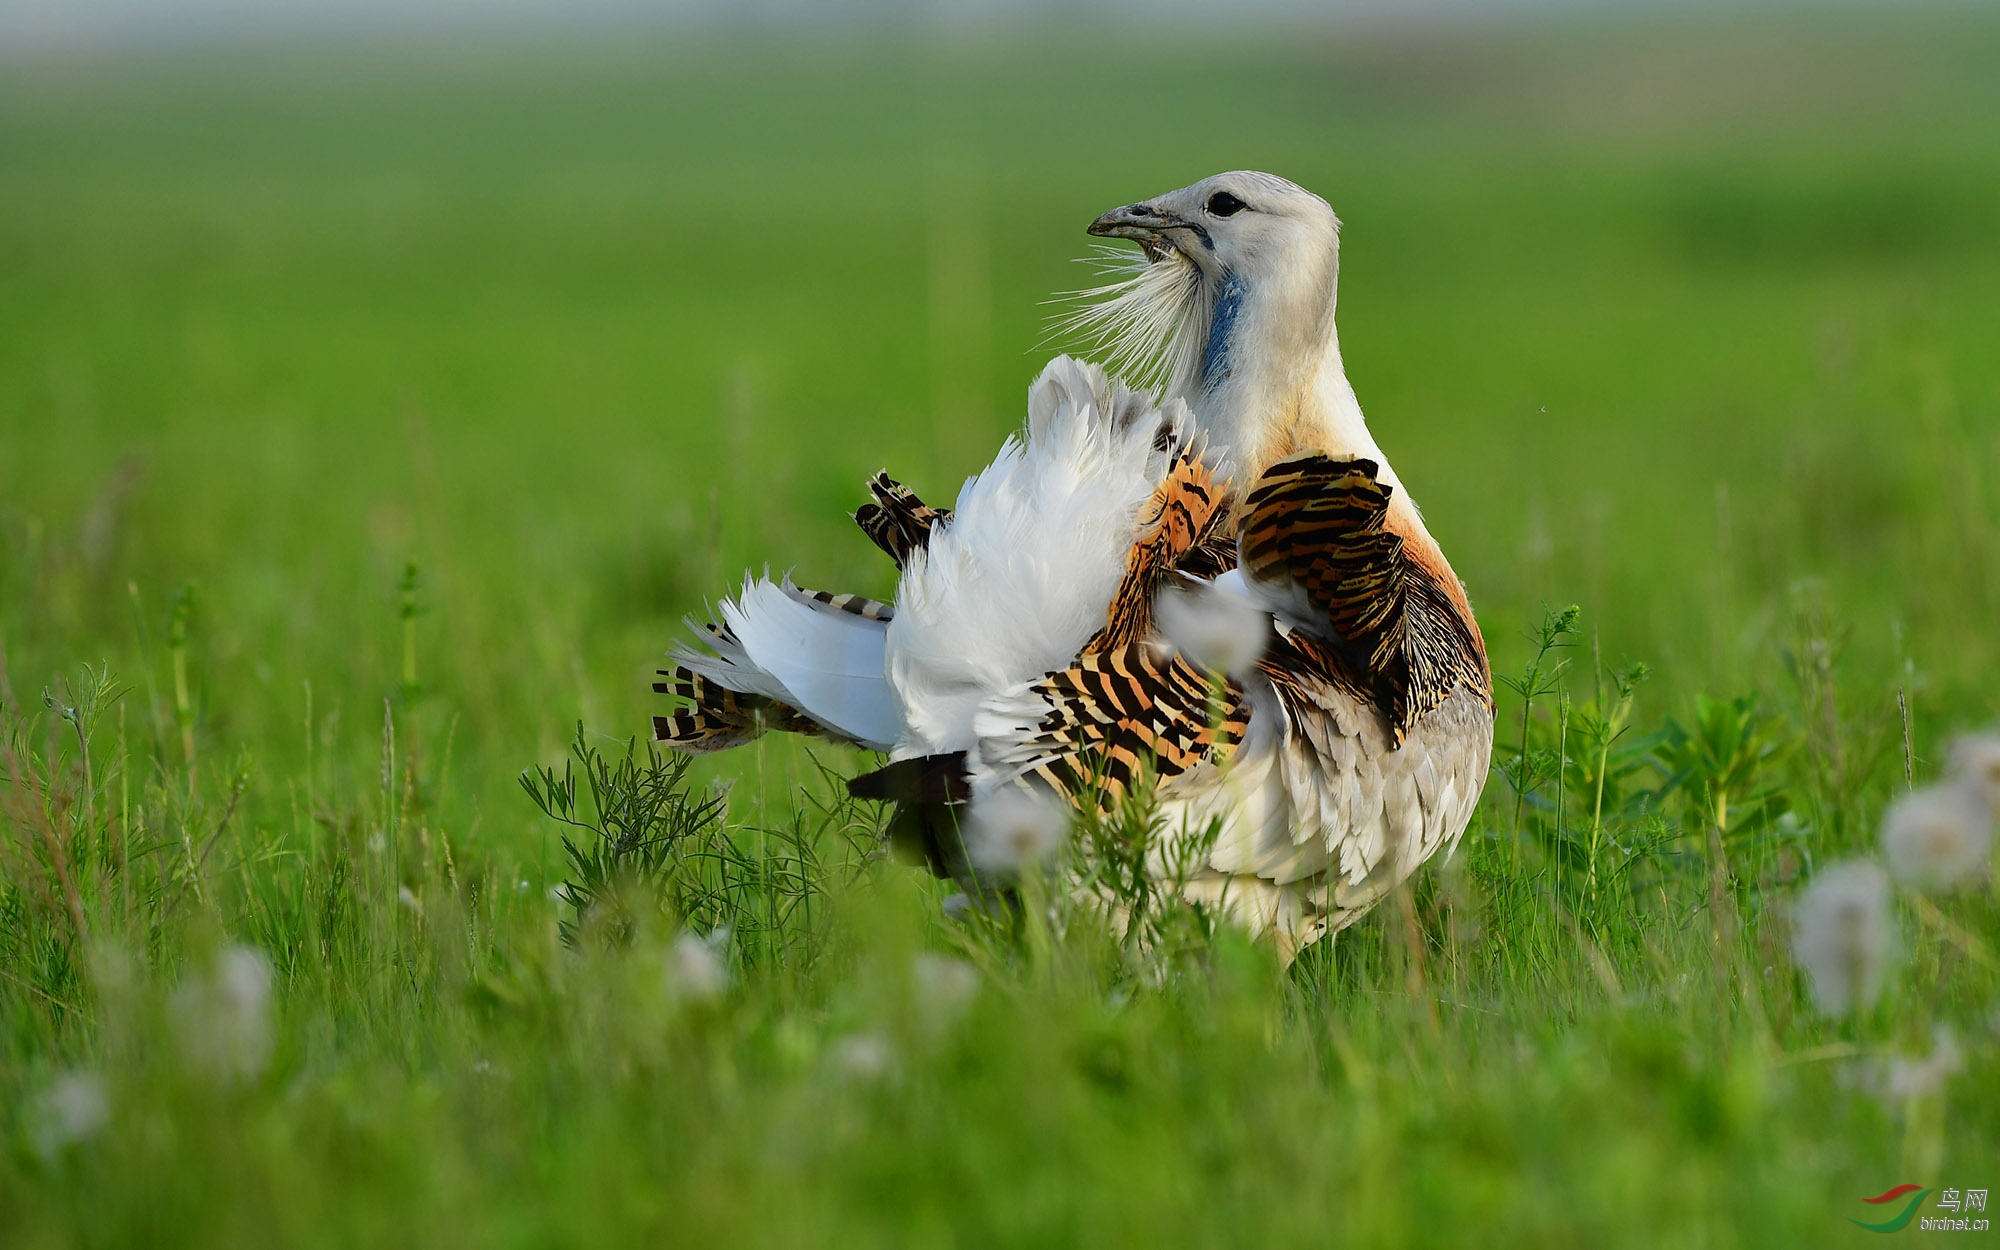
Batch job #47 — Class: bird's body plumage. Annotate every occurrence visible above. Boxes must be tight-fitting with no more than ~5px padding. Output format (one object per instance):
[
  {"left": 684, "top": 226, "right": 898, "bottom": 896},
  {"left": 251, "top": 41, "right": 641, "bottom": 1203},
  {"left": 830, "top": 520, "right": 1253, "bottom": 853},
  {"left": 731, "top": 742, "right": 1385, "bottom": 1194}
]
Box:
[{"left": 656, "top": 171, "right": 1494, "bottom": 957}]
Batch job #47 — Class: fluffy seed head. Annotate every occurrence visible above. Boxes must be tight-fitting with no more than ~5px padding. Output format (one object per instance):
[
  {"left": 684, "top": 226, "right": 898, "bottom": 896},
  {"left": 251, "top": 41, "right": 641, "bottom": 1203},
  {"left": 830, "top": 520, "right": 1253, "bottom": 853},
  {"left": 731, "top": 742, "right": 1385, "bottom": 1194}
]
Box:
[
  {"left": 1886, "top": 1026, "right": 1964, "bottom": 1101},
  {"left": 172, "top": 944, "right": 275, "bottom": 1082},
  {"left": 29, "top": 1070, "right": 109, "bottom": 1159},
  {"left": 910, "top": 953, "right": 980, "bottom": 1038},
  {"left": 830, "top": 1032, "right": 896, "bottom": 1082},
  {"left": 669, "top": 930, "right": 731, "bottom": 1002},
  {"left": 1155, "top": 580, "right": 1270, "bottom": 680},
  {"left": 967, "top": 784, "right": 1071, "bottom": 872},
  {"left": 1790, "top": 861, "right": 1892, "bottom": 1017},
  {"left": 1880, "top": 782, "right": 1994, "bottom": 893},
  {"left": 1946, "top": 732, "right": 2000, "bottom": 815}
]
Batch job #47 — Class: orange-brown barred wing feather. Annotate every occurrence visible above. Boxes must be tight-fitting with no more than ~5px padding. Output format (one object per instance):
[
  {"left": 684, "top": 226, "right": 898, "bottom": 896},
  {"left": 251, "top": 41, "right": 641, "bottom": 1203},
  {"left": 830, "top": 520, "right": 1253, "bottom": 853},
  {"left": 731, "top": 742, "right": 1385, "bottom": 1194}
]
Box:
[
  {"left": 991, "top": 643, "right": 1249, "bottom": 814},
  {"left": 1091, "top": 446, "right": 1234, "bottom": 652},
  {"left": 1240, "top": 453, "right": 1489, "bottom": 742}
]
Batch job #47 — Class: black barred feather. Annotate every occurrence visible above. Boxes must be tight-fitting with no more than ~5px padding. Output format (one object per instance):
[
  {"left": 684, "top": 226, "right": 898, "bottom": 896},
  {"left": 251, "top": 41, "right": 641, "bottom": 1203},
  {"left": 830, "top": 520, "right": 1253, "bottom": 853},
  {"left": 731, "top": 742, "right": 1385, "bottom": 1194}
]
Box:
[
  {"left": 855, "top": 472, "right": 951, "bottom": 569},
  {"left": 790, "top": 586, "right": 895, "bottom": 622},
  {"left": 651, "top": 666, "right": 816, "bottom": 753},
  {"left": 1240, "top": 453, "right": 1489, "bottom": 740}
]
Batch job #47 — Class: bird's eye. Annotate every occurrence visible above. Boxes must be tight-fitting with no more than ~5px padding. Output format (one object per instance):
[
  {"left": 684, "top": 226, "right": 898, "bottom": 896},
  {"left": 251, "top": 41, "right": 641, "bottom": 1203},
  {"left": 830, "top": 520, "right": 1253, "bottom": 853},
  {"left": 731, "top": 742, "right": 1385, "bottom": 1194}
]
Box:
[{"left": 1206, "top": 191, "right": 1248, "bottom": 218}]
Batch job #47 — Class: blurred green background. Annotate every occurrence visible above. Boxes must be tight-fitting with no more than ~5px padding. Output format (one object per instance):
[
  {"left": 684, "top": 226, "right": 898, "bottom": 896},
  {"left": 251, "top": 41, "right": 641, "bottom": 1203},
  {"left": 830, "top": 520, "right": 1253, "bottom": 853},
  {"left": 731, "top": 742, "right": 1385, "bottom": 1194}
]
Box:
[
  {"left": 7, "top": 15, "right": 1998, "bottom": 824},
  {"left": 3, "top": 9, "right": 2000, "bottom": 1244}
]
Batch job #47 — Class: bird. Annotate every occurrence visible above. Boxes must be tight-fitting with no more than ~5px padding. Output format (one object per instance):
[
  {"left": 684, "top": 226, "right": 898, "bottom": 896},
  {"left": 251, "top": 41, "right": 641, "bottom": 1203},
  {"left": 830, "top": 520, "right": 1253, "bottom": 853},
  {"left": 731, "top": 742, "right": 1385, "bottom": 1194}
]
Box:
[{"left": 654, "top": 171, "right": 1493, "bottom": 959}]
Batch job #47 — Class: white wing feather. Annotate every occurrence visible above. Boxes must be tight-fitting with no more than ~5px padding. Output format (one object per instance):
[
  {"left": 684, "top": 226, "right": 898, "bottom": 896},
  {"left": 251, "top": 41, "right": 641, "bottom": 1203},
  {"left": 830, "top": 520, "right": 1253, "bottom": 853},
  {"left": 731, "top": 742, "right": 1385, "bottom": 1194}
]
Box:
[{"left": 885, "top": 356, "right": 1188, "bottom": 757}]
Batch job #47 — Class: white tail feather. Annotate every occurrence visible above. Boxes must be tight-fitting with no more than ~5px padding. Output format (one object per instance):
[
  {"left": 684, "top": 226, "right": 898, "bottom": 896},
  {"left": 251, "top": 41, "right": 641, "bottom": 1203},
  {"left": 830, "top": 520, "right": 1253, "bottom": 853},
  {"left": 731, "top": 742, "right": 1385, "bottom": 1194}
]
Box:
[
  {"left": 722, "top": 577, "right": 900, "bottom": 750},
  {"left": 668, "top": 609, "right": 794, "bottom": 708},
  {"left": 671, "top": 573, "right": 900, "bottom": 751}
]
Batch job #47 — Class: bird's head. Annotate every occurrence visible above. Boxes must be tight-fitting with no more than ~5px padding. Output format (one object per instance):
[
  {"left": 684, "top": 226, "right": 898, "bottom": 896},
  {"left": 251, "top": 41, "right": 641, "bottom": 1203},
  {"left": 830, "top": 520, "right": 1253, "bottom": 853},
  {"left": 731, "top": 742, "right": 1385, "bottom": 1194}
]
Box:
[
  {"left": 1086, "top": 171, "right": 1338, "bottom": 285},
  {"left": 1060, "top": 171, "right": 1342, "bottom": 413}
]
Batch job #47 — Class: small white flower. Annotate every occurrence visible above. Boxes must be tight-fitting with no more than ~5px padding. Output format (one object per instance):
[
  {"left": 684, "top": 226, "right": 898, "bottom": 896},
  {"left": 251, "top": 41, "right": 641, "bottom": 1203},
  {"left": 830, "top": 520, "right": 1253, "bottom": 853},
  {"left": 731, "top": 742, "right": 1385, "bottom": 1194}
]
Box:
[
  {"left": 830, "top": 1032, "right": 896, "bottom": 1082},
  {"left": 1946, "top": 732, "right": 2000, "bottom": 817},
  {"left": 966, "top": 784, "right": 1071, "bottom": 872},
  {"left": 668, "top": 930, "right": 730, "bottom": 1002},
  {"left": 1791, "top": 861, "right": 1891, "bottom": 1017},
  {"left": 1881, "top": 783, "right": 1994, "bottom": 893},
  {"left": 1154, "top": 579, "right": 1269, "bottom": 679},
  {"left": 1886, "top": 1026, "right": 1964, "bottom": 1101},
  {"left": 172, "top": 944, "right": 275, "bottom": 1082},
  {"left": 29, "top": 1070, "right": 108, "bottom": 1158},
  {"left": 911, "top": 954, "right": 980, "bottom": 1037}
]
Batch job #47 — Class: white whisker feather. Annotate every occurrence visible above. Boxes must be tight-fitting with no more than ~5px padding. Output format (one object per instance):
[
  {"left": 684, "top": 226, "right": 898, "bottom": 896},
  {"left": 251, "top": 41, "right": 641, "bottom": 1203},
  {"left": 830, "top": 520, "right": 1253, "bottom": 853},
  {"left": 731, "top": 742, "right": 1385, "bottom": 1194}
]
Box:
[{"left": 1044, "top": 246, "right": 1211, "bottom": 398}]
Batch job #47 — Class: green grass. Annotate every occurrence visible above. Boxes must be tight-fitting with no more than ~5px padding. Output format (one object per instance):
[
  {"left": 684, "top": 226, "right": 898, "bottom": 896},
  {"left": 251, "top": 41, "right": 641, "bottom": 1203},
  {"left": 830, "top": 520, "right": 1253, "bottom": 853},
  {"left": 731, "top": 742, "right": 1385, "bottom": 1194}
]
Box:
[{"left": 2, "top": 12, "right": 1999, "bottom": 1245}]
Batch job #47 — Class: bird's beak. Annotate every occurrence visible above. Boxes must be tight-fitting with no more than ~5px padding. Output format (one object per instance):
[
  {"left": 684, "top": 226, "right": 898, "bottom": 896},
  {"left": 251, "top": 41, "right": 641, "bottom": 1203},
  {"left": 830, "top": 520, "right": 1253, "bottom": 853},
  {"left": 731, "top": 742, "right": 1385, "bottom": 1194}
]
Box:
[{"left": 1088, "top": 203, "right": 1191, "bottom": 262}]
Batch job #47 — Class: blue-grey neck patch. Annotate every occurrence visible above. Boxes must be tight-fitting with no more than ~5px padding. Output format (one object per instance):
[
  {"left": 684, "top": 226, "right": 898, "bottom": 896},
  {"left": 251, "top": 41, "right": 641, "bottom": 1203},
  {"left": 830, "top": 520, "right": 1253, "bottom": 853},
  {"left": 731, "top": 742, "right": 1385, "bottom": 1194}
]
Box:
[{"left": 1199, "top": 272, "right": 1244, "bottom": 393}]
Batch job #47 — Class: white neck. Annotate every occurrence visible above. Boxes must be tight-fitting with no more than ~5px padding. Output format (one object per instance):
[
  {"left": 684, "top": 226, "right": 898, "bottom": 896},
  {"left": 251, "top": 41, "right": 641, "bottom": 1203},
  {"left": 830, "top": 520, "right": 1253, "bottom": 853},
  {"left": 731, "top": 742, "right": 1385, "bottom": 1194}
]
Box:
[{"left": 1180, "top": 286, "right": 1408, "bottom": 508}]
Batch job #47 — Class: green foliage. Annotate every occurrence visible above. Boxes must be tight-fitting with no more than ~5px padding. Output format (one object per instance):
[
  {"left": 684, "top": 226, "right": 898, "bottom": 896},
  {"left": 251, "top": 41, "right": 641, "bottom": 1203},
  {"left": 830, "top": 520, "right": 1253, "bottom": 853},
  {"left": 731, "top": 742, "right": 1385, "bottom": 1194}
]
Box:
[
  {"left": 1065, "top": 767, "right": 1230, "bottom": 980},
  {"left": 522, "top": 725, "right": 873, "bottom": 970},
  {"left": 521, "top": 724, "right": 726, "bottom": 948},
  {"left": 1657, "top": 694, "right": 1795, "bottom": 840}
]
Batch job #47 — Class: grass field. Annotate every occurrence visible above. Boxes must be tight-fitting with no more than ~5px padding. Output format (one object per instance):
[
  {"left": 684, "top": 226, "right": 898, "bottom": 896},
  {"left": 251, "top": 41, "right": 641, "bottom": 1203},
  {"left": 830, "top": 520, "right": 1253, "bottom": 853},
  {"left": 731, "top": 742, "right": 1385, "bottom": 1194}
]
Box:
[{"left": 3, "top": 10, "right": 1999, "bottom": 1245}]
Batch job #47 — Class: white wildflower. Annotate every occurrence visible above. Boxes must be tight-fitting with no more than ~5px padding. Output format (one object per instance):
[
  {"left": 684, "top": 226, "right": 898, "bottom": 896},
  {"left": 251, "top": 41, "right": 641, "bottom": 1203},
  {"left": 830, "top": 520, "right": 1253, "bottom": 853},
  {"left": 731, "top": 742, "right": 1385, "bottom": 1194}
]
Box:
[
  {"left": 1887, "top": 1026, "right": 1964, "bottom": 1101},
  {"left": 1880, "top": 783, "right": 1994, "bottom": 893},
  {"left": 1791, "top": 861, "right": 1892, "bottom": 1017},
  {"left": 29, "top": 1070, "right": 109, "bottom": 1158},
  {"left": 830, "top": 1032, "right": 896, "bottom": 1082},
  {"left": 668, "top": 930, "right": 730, "bottom": 1002},
  {"left": 966, "top": 784, "right": 1071, "bottom": 872},
  {"left": 911, "top": 953, "right": 980, "bottom": 1037},
  {"left": 1946, "top": 732, "right": 2000, "bottom": 817},
  {"left": 172, "top": 944, "right": 275, "bottom": 1082},
  {"left": 1154, "top": 579, "right": 1269, "bottom": 680}
]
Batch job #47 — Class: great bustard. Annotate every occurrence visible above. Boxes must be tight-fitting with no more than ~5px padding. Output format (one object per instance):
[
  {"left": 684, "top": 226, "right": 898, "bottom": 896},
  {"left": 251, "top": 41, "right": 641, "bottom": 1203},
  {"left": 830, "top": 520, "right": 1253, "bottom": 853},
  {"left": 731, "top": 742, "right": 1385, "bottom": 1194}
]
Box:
[{"left": 655, "top": 171, "right": 1493, "bottom": 957}]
